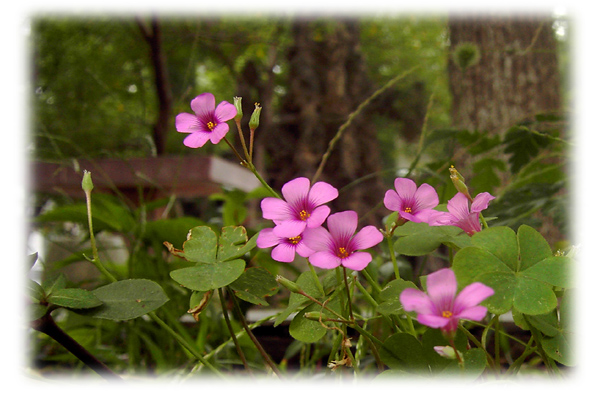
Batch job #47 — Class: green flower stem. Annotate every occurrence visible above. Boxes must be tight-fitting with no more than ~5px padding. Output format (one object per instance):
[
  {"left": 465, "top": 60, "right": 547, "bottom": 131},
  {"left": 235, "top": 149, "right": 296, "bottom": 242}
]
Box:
[
  {"left": 386, "top": 235, "right": 400, "bottom": 280},
  {"left": 307, "top": 261, "right": 325, "bottom": 297},
  {"left": 342, "top": 267, "right": 354, "bottom": 321},
  {"left": 234, "top": 120, "right": 251, "bottom": 162},
  {"left": 523, "top": 316, "right": 562, "bottom": 377},
  {"left": 457, "top": 324, "right": 496, "bottom": 372},
  {"left": 83, "top": 187, "right": 118, "bottom": 284},
  {"left": 360, "top": 269, "right": 381, "bottom": 293},
  {"left": 147, "top": 311, "right": 223, "bottom": 377},
  {"left": 506, "top": 336, "right": 536, "bottom": 376},
  {"left": 218, "top": 287, "right": 252, "bottom": 374},
  {"left": 227, "top": 287, "right": 283, "bottom": 378}
]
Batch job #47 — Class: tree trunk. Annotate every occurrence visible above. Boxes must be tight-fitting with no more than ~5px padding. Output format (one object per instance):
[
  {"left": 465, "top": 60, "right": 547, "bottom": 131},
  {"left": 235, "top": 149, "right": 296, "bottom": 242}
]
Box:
[
  {"left": 262, "top": 19, "right": 387, "bottom": 226},
  {"left": 137, "top": 16, "right": 173, "bottom": 155},
  {"left": 447, "top": 14, "right": 561, "bottom": 134}
]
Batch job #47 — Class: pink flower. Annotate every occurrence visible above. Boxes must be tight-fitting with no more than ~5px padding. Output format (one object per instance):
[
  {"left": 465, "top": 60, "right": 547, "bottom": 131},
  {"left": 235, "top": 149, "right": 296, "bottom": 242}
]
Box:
[
  {"left": 260, "top": 177, "right": 339, "bottom": 238},
  {"left": 302, "top": 211, "right": 384, "bottom": 271},
  {"left": 383, "top": 178, "right": 440, "bottom": 223},
  {"left": 400, "top": 268, "right": 494, "bottom": 336},
  {"left": 429, "top": 192, "right": 495, "bottom": 236},
  {"left": 256, "top": 228, "right": 315, "bottom": 263},
  {"left": 175, "top": 93, "right": 237, "bottom": 148}
]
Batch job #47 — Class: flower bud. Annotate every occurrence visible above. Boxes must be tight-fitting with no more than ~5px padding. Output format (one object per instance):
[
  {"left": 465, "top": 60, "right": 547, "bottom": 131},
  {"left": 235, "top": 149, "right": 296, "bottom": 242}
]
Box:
[
  {"left": 449, "top": 165, "right": 472, "bottom": 201},
  {"left": 276, "top": 275, "right": 302, "bottom": 294},
  {"left": 233, "top": 96, "right": 243, "bottom": 122},
  {"left": 433, "top": 345, "right": 462, "bottom": 360},
  {"left": 249, "top": 102, "right": 262, "bottom": 130},
  {"left": 81, "top": 170, "right": 94, "bottom": 194},
  {"left": 303, "top": 311, "right": 323, "bottom": 321}
]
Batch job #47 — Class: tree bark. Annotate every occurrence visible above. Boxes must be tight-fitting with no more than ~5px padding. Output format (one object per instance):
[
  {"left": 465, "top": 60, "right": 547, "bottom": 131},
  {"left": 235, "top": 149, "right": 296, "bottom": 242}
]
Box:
[
  {"left": 263, "top": 20, "right": 387, "bottom": 226},
  {"left": 137, "top": 16, "right": 173, "bottom": 155},
  {"left": 447, "top": 14, "right": 561, "bottom": 134}
]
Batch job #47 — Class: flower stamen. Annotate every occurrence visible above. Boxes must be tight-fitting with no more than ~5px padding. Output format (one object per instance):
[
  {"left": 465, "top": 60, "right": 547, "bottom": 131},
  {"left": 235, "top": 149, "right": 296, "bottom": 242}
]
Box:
[
  {"left": 337, "top": 247, "right": 350, "bottom": 259},
  {"left": 299, "top": 210, "right": 310, "bottom": 221},
  {"left": 442, "top": 310, "right": 453, "bottom": 318},
  {"left": 206, "top": 121, "right": 216, "bottom": 131},
  {"left": 288, "top": 236, "right": 301, "bottom": 245},
  {"left": 404, "top": 207, "right": 413, "bottom": 213}
]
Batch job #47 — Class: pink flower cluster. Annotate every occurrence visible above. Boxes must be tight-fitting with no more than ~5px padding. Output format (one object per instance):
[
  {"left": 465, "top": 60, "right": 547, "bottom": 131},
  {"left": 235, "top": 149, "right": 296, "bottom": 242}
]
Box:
[
  {"left": 383, "top": 177, "right": 495, "bottom": 236},
  {"left": 257, "top": 177, "right": 384, "bottom": 271}
]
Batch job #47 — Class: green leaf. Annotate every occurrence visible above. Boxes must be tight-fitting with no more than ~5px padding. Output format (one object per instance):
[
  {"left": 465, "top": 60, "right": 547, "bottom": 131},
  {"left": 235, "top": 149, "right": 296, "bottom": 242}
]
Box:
[
  {"left": 27, "top": 280, "right": 45, "bottom": 303},
  {"left": 517, "top": 225, "right": 552, "bottom": 271},
  {"left": 503, "top": 125, "right": 551, "bottom": 174},
  {"left": 471, "top": 226, "right": 518, "bottom": 271},
  {"left": 29, "top": 304, "right": 49, "bottom": 321},
  {"left": 84, "top": 279, "right": 169, "bottom": 321},
  {"left": 274, "top": 271, "right": 324, "bottom": 326},
  {"left": 453, "top": 225, "right": 564, "bottom": 316},
  {"left": 181, "top": 226, "right": 218, "bottom": 263},
  {"left": 440, "top": 348, "right": 487, "bottom": 377},
  {"left": 394, "top": 222, "right": 471, "bottom": 256},
  {"left": 519, "top": 256, "right": 572, "bottom": 288},
  {"left": 170, "top": 260, "right": 246, "bottom": 292},
  {"left": 379, "top": 332, "right": 429, "bottom": 373},
  {"left": 48, "top": 288, "right": 103, "bottom": 309},
  {"left": 376, "top": 279, "right": 418, "bottom": 316},
  {"left": 229, "top": 267, "right": 279, "bottom": 306},
  {"left": 289, "top": 299, "right": 341, "bottom": 343},
  {"left": 470, "top": 158, "right": 506, "bottom": 194},
  {"left": 217, "top": 226, "right": 257, "bottom": 261},
  {"left": 541, "top": 290, "right": 575, "bottom": 366},
  {"left": 143, "top": 217, "right": 205, "bottom": 248},
  {"left": 41, "top": 273, "right": 67, "bottom": 296}
]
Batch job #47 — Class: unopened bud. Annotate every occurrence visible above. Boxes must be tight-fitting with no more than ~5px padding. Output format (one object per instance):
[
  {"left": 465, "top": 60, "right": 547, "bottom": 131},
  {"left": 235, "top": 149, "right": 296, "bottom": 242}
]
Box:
[
  {"left": 303, "top": 311, "right": 323, "bottom": 321},
  {"left": 433, "top": 345, "right": 462, "bottom": 360},
  {"left": 81, "top": 170, "right": 94, "bottom": 194},
  {"left": 249, "top": 102, "right": 262, "bottom": 130},
  {"left": 276, "top": 275, "right": 302, "bottom": 294},
  {"left": 233, "top": 96, "right": 243, "bottom": 122},
  {"left": 449, "top": 165, "right": 472, "bottom": 201}
]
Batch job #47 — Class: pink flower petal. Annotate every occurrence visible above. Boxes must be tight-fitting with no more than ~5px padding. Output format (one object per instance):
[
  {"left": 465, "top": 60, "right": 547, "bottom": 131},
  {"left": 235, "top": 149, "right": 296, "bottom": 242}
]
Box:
[
  {"left": 209, "top": 123, "right": 230, "bottom": 144},
  {"left": 400, "top": 288, "right": 434, "bottom": 315},
  {"left": 183, "top": 132, "right": 211, "bottom": 148},
  {"left": 308, "top": 251, "right": 341, "bottom": 269},
  {"left": 418, "top": 314, "right": 452, "bottom": 329},
  {"left": 447, "top": 193, "right": 471, "bottom": 220},
  {"left": 308, "top": 181, "right": 339, "bottom": 206},
  {"left": 281, "top": 177, "right": 311, "bottom": 206},
  {"left": 383, "top": 190, "right": 402, "bottom": 212},
  {"left": 175, "top": 113, "right": 200, "bottom": 133},
  {"left": 302, "top": 226, "right": 333, "bottom": 253},
  {"left": 190, "top": 93, "right": 216, "bottom": 116},
  {"left": 214, "top": 101, "right": 237, "bottom": 122},
  {"left": 414, "top": 183, "right": 439, "bottom": 211},
  {"left": 327, "top": 211, "right": 358, "bottom": 243},
  {"left": 426, "top": 269, "right": 457, "bottom": 310},
  {"left": 271, "top": 243, "right": 297, "bottom": 263},
  {"left": 295, "top": 241, "right": 315, "bottom": 258},
  {"left": 261, "top": 198, "right": 293, "bottom": 221},
  {"left": 351, "top": 226, "right": 383, "bottom": 250},
  {"left": 393, "top": 178, "right": 417, "bottom": 200},
  {"left": 471, "top": 192, "right": 495, "bottom": 213},
  {"left": 454, "top": 282, "right": 494, "bottom": 310},
  {"left": 455, "top": 305, "right": 489, "bottom": 322},
  {"left": 256, "top": 228, "right": 280, "bottom": 249},
  {"left": 272, "top": 219, "right": 306, "bottom": 238},
  {"left": 306, "top": 205, "right": 330, "bottom": 228},
  {"left": 341, "top": 251, "right": 372, "bottom": 271}
]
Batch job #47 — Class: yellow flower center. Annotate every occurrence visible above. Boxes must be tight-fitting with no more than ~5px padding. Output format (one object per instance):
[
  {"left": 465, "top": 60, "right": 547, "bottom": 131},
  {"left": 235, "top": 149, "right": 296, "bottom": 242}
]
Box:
[
  {"left": 299, "top": 210, "right": 310, "bottom": 221},
  {"left": 442, "top": 310, "right": 453, "bottom": 318},
  {"left": 337, "top": 247, "right": 350, "bottom": 259},
  {"left": 404, "top": 207, "right": 413, "bottom": 213},
  {"left": 288, "top": 236, "right": 301, "bottom": 245},
  {"left": 207, "top": 121, "right": 216, "bottom": 131}
]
